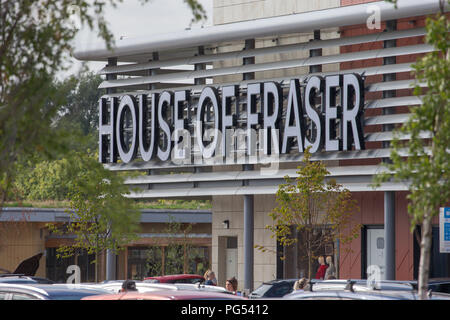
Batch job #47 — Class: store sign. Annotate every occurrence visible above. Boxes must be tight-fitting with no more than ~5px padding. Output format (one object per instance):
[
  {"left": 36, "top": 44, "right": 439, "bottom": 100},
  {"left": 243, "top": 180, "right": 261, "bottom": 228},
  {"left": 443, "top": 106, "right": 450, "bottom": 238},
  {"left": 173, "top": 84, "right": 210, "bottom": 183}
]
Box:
[
  {"left": 99, "top": 73, "right": 365, "bottom": 164},
  {"left": 440, "top": 207, "right": 450, "bottom": 253}
]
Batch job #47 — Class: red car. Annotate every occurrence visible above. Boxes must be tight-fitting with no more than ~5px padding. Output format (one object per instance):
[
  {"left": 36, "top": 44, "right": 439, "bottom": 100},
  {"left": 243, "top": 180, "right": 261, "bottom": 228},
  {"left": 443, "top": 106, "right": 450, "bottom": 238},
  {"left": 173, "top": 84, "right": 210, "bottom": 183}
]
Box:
[
  {"left": 143, "top": 274, "right": 205, "bottom": 284},
  {"left": 82, "top": 289, "right": 246, "bottom": 300}
]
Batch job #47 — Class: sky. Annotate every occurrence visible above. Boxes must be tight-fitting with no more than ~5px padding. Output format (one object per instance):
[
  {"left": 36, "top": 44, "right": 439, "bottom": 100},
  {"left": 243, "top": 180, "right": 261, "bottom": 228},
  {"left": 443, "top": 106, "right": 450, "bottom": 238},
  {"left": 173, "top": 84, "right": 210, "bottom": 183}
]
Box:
[{"left": 68, "top": 0, "right": 213, "bottom": 77}]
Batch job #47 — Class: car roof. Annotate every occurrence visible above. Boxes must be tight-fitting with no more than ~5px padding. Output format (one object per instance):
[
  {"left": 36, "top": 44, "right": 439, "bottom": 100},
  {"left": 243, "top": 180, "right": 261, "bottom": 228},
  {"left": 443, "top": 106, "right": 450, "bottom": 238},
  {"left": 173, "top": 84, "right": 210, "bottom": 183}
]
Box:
[
  {"left": 83, "top": 289, "right": 246, "bottom": 300},
  {"left": 311, "top": 279, "right": 414, "bottom": 292},
  {"left": 261, "top": 279, "right": 298, "bottom": 285},
  {"left": 144, "top": 274, "right": 204, "bottom": 280},
  {"left": 284, "top": 290, "right": 405, "bottom": 300},
  {"left": 20, "top": 284, "right": 112, "bottom": 299},
  {"left": 0, "top": 283, "right": 50, "bottom": 298}
]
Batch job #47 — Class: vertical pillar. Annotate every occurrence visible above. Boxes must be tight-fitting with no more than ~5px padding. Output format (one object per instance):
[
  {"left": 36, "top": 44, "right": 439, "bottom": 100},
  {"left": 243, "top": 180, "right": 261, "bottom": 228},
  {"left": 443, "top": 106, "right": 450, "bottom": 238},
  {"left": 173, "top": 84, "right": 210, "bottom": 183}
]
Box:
[
  {"left": 384, "top": 191, "right": 396, "bottom": 280},
  {"left": 149, "top": 52, "right": 159, "bottom": 91},
  {"left": 243, "top": 38, "right": 255, "bottom": 293},
  {"left": 244, "top": 191, "right": 254, "bottom": 292},
  {"left": 194, "top": 46, "right": 206, "bottom": 178},
  {"left": 383, "top": 20, "right": 396, "bottom": 280},
  {"left": 106, "top": 57, "right": 117, "bottom": 281}
]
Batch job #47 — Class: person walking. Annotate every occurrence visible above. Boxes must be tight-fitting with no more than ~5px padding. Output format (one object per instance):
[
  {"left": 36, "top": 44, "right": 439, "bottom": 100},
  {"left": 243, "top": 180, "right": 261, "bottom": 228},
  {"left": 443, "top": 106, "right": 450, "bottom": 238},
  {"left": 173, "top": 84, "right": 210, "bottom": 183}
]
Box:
[
  {"left": 315, "top": 256, "right": 328, "bottom": 280},
  {"left": 225, "top": 276, "right": 238, "bottom": 294},
  {"left": 119, "top": 280, "right": 138, "bottom": 292},
  {"left": 204, "top": 270, "right": 217, "bottom": 286}
]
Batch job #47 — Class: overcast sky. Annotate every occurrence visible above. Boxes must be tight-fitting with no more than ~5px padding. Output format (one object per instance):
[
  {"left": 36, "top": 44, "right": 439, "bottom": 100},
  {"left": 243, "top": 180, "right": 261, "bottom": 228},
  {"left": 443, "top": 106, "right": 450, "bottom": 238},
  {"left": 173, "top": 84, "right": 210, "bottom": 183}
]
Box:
[{"left": 68, "top": 0, "right": 213, "bottom": 77}]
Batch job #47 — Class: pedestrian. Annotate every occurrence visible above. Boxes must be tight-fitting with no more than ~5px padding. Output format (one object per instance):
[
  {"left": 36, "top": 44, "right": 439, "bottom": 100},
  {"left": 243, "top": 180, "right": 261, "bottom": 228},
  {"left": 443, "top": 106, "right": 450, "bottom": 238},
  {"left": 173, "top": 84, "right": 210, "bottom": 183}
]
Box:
[
  {"left": 293, "top": 277, "right": 309, "bottom": 292},
  {"left": 315, "top": 255, "right": 328, "bottom": 280},
  {"left": 120, "top": 279, "right": 138, "bottom": 292},
  {"left": 204, "top": 270, "right": 217, "bottom": 286},
  {"left": 324, "top": 255, "right": 336, "bottom": 280},
  {"left": 225, "top": 276, "right": 238, "bottom": 294}
]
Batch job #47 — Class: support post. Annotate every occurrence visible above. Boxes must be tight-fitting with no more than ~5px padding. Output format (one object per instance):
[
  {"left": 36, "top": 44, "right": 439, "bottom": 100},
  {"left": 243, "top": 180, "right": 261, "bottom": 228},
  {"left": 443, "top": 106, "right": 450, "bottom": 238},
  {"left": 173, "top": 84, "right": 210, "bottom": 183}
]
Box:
[
  {"left": 244, "top": 192, "right": 254, "bottom": 292},
  {"left": 243, "top": 39, "right": 255, "bottom": 293},
  {"left": 106, "top": 57, "right": 117, "bottom": 281},
  {"left": 383, "top": 20, "right": 397, "bottom": 280},
  {"left": 384, "top": 191, "right": 396, "bottom": 280}
]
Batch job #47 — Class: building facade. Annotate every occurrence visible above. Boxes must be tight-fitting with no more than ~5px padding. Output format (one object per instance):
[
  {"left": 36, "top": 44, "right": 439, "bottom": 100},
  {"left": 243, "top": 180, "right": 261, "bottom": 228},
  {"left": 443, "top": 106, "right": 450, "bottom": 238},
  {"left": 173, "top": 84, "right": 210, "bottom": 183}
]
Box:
[
  {"left": 71, "top": 0, "right": 450, "bottom": 291},
  {"left": 0, "top": 207, "right": 212, "bottom": 282}
]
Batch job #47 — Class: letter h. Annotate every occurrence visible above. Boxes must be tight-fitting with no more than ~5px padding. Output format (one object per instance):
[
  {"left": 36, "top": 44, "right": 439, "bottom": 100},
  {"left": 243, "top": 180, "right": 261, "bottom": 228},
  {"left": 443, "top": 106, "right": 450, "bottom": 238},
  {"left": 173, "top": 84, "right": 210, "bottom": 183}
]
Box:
[{"left": 99, "top": 97, "right": 118, "bottom": 163}]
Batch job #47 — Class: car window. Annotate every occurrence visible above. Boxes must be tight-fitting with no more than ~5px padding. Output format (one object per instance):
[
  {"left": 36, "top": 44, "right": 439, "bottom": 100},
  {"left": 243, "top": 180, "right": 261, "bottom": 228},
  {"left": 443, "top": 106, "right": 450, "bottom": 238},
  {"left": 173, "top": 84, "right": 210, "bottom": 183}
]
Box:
[
  {"left": 173, "top": 279, "right": 202, "bottom": 284},
  {"left": 251, "top": 284, "right": 272, "bottom": 296},
  {"left": 269, "top": 284, "right": 292, "bottom": 297},
  {"left": 12, "top": 293, "right": 39, "bottom": 300},
  {"left": 432, "top": 284, "right": 450, "bottom": 294}
]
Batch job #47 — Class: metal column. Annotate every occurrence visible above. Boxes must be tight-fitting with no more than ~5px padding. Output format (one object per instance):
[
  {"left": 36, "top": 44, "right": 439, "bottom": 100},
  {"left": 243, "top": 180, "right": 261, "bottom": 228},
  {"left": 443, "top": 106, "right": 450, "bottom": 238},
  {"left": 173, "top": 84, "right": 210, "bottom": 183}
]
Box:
[
  {"left": 383, "top": 20, "right": 397, "bottom": 280},
  {"left": 105, "top": 58, "right": 117, "bottom": 281},
  {"left": 244, "top": 191, "right": 254, "bottom": 292},
  {"left": 243, "top": 39, "right": 255, "bottom": 293}
]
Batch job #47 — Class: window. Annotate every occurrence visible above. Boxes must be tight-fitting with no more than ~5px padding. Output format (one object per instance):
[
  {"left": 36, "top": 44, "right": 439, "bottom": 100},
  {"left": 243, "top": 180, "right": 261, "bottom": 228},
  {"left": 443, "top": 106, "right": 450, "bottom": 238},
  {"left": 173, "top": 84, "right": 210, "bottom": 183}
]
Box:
[
  {"left": 127, "top": 245, "right": 210, "bottom": 279},
  {"left": 269, "top": 284, "right": 293, "bottom": 297},
  {"left": 12, "top": 293, "right": 38, "bottom": 300},
  {"left": 45, "top": 248, "right": 95, "bottom": 283}
]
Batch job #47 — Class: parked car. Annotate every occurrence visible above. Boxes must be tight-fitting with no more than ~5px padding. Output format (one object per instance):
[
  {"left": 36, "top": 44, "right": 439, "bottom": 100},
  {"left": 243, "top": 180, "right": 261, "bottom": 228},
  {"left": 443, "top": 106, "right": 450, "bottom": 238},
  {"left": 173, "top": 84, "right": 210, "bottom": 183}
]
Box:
[
  {"left": 249, "top": 279, "right": 298, "bottom": 299},
  {"left": 143, "top": 274, "right": 205, "bottom": 284},
  {"left": 0, "top": 274, "right": 54, "bottom": 284},
  {"left": 82, "top": 289, "right": 247, "bottom": 300},
  {"left": 408, "top": 278, "right": 450, "bottom": 294},
  {"left": 310, "top": 279, "right": 415, "bottom": 292},
  {"left": 0, "top": 283, "right": 111, "bottom": 300},
  {"left": 284, "top": 279, "right": 450, "bottom": 300},
  {"left": 87, "top": 280, "right": 230, "bottom": 294}
]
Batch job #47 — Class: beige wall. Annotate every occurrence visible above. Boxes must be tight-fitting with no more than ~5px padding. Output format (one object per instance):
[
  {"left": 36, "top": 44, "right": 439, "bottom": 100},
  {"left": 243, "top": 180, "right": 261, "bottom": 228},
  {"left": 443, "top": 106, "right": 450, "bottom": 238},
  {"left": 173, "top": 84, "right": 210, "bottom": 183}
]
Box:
[
  {"left": 0, "top": 222, "right": 48, "bottom": 277},
  {"left": 212, "top": 194, "right": 278, "bottom": 290},
  {"left": 213, "top": 0, "right": 340, "bottom": 25}
]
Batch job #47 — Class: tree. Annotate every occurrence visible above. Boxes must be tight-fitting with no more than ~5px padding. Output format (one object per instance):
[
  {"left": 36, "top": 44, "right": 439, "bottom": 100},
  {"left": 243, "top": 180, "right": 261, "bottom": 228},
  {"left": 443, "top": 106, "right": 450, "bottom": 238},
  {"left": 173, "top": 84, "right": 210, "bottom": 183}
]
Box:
[
  {"left": 374, "top": 6, "right": 449, "bottom": 299},
  {"left": 46, "top": 151, "right": 141, "bottom": 282},
  {"left": 259, "top": 147, "right": 360, "bottom": 279},
  {"left": 0, "top": 0, "right": 207, "bottom": 207},
  {"left": 55, "top": 71, "right": 103, "bottom": 139}
]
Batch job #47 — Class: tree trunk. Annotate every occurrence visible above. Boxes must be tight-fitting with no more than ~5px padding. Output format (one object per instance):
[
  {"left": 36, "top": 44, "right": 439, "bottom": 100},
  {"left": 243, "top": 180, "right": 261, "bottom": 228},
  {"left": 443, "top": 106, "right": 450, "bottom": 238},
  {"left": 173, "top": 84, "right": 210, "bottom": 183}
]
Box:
[
  {"left": 95, "top": 252, "right": 99, "bottom": 283},
  {"left": 307, "top": 230, "right": 312, "bottom": 280},
  {"left": 418, "top": 211, "right": 432, "bottom": 299}
]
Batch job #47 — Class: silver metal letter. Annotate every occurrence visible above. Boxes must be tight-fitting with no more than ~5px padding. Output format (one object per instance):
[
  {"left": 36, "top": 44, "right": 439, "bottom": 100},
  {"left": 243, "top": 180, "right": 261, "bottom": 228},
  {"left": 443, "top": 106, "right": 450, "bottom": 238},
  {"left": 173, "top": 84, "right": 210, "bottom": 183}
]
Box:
[
  {"left": 116, "top": 95, "right": 138, "bottom": 164},
  {"left": 281, "top": 79, "right": 304, "bottom": 154},
  {"left": 304, "top": 76, "right": 324, "bottom": 153},
  {"left": 325, "top": 75, "right": 342, "bottom": 152},
  {"left": 157, "top": 91, "right": 173, "bottom": 161},
  {"left": 342, "top": 74, "right": 364, "bottom": 151}
]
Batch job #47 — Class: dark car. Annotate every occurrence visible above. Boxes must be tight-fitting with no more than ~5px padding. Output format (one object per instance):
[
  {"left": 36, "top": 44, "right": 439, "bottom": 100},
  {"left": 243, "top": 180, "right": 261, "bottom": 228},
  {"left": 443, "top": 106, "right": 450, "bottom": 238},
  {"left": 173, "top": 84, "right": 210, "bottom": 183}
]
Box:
[
  {"left": 0, "top": 283, "right": 112, "bottom": 300},
  {"left": 409, "top": 278, "right": 450, "bottom": 294},
  {"left": 249, "top": 279, "right": 298, "bottom": 299},
  {"left": 143, "top": 274, "right": 205, "bottom": 284}
]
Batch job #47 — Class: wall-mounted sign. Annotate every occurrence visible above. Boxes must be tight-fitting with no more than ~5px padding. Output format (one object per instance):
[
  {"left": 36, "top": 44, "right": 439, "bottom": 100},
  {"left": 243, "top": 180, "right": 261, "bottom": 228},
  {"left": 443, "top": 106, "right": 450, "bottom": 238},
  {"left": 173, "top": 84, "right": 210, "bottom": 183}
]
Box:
[
  {"left": 99, "top": 73, "right": 365, "bottom": 165},
  {"left": 440, "top": 207, "right": 450, "bottom": 253}
]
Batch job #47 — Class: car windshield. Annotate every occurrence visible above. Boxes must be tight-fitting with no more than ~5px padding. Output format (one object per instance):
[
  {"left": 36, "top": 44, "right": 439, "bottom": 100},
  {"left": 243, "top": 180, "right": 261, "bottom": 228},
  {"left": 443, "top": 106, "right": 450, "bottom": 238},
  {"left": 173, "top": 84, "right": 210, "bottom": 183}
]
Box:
[{"left": 251, "top": 284, "right": 272, "bottom": 296}]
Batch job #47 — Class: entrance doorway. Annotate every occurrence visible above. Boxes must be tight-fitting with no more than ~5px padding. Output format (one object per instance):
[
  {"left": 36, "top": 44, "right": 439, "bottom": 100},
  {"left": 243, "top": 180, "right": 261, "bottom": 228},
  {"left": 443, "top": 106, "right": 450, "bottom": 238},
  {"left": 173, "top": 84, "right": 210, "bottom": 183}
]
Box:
[
  {"left": 225, "top": 237, "right": 238, "bottom": 280},
  {"left": 362, "top": 226, "right": 385, "bottom": 279},
  {"left": 218, "top": 236, "right": 238, "bottom": 285}
]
